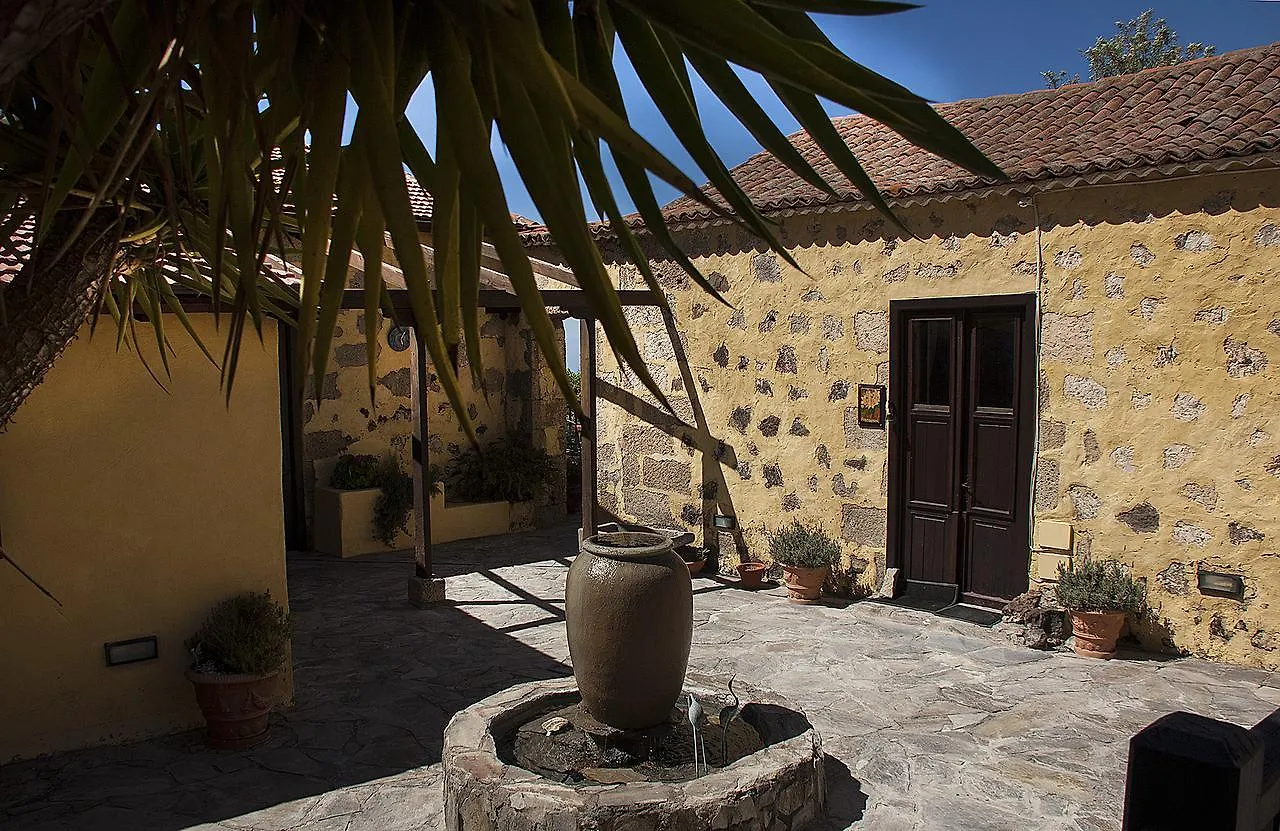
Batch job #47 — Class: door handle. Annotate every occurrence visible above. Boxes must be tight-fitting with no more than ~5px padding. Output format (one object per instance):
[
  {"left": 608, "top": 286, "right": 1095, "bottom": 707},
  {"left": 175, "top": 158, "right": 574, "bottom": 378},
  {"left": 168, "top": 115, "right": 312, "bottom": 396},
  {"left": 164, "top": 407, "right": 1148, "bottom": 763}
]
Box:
[{"left": 960, "top": 480, "right": 972, "bottom": 510}]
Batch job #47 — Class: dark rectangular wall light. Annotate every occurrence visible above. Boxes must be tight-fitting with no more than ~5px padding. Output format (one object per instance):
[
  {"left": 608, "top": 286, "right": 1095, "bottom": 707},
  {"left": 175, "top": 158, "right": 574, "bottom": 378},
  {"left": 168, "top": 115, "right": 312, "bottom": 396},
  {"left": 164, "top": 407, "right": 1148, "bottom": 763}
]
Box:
[
  {"left": 104, "top": 636, "right": 159, "bottom": 666},
  {"left": 1197, "top": 571, "right": 1245, "bottom": 601},
  {"left": 713, "top": 514, "right": 737, "bottom": 530}
]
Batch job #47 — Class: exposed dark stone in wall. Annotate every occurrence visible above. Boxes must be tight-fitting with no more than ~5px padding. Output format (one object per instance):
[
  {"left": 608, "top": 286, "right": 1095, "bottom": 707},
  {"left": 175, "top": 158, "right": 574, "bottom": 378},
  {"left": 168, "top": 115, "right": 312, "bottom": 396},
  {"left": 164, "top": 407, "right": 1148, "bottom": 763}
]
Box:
[
  {"left": 789, "top": 419, "right": 809, "bottom": 437},
  {"left": 832, "top": 474, "right": 857, "bottom": 498},
  {"left": 807, "top": 475, "right": 819, "bottom": 493},
  {"left": 781, "top": 493, "right": 801, "bottom": 512},
  {"left": 756, "top": 379, "right": 774, "bottom": 397},
  {"left": 680, "top": 504, "right": 701, "bottom": 525},
  {"left": 789, "top": 314, "right": 811, "bottom": 334},
  {"left": 829, "top": 380, "right": 850, "bottom": 401},
  {"left": 775, "top": 346, "right": 798, "bottom": 374},
  {"left": 752, "top": 252, "right": 782, "bottom": 282},
  {"left": 713, "top": 343, "right": 729, "bottom": 367},
  {"left": 763, "top": 464, "right": 784, "bottom": 488},
  {"left": 1034, "top": 459, "right": 1060, "bottom": 512},
  {"left": 334, "top": 343, "right": 369, "bottom": 367},
  {"left": 1229, "top": 521, "right": 1265, "bottom": 545},
  {"left": 1254, "top": 223, "right": 1280, "bottom": 247},
  {"left": 1225, "top": 337, "right": 1268, "bottom": 378},
  {"left": 1040, "top": 420, "right": 1066, "bottom": 451},
  {"left": 728, "top": 310, "right": 746, "bottom": 329},
  {"left": 621, "top": 487, "right": 675, "bottom": 525},
  {"left": 691, "top": 304, "right": 707, "bottom": 320},
  {"left": 737, "top": 461, "right": 752, "bottom": 480},
  {"left": 1083, "top": 430, "right": 1101, "bottom": 464},
  {"left": 643, "top": 458, "right": 691, "bottom": 492},
  {"left": 1117, "top": 502, "right": 1160, "bottom": 533},
  {"left": 788, "top": 386, "right": 808, "bottom": 400},
  {"left": 655, "top": 261, "right": 690, "bottom": 290},
  {"left": 759, "top": 416, "right": 781, "bottom": 437},
  {"left": 1153, "top": 343, "right": 1178, "bottom": 368},
  {"left": 1157, "top": 562, "right": 1188, "bottom": 595},
  {"left": 816, "top": 445, "right": 831, "bottom": 469},
  {"left": 758, "top": 310, "right": 778, "bottom": 333},
  {"left": 841, "top": 505, "right": 886, "bottom": 547},
  {"left": 378, "top": 368, "right": 412, "bottom": 398},
  {"left": 736, "top": 356, "right": 750, "bottom": 371},
  {"left": 844, "top": 457, "right": 867, "bottom": 470},
  {"left": 303, "top": 401, "right": 316, "bottom": 424},
  {"left": 802, "top": 289, "right": 825, "bottom": 302},
  {"left": 729, "top": 407, "right": 752, "bottom": 434},
  {"left": 305, "top": 429, "right": 349, "bottom": 460},
  {"left": 622, "top": 423, "right": 674, "bottom": 455}
]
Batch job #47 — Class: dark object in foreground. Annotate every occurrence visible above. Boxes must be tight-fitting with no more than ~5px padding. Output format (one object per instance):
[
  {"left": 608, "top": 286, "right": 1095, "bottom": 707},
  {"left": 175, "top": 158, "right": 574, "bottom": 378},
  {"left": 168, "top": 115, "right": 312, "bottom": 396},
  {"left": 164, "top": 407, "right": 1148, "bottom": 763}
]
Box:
[{"left": 1123, "top": 708, "right": 1280, "bottom": 829}]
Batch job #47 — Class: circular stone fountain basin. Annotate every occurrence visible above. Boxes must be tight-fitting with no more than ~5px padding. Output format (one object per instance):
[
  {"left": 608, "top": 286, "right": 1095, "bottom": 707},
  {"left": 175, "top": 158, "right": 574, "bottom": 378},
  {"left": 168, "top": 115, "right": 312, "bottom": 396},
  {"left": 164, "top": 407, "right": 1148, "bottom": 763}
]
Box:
[{"left": 442, "top": 675, "right": 825, "bottom": 830}]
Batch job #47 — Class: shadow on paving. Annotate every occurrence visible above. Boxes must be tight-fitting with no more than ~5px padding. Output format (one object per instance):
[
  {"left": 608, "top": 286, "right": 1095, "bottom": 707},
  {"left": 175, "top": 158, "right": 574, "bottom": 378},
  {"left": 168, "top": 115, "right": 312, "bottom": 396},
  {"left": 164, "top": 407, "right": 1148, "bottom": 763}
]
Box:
[{"left": 0, "top": 524, "right": 577, "bottom": 831}]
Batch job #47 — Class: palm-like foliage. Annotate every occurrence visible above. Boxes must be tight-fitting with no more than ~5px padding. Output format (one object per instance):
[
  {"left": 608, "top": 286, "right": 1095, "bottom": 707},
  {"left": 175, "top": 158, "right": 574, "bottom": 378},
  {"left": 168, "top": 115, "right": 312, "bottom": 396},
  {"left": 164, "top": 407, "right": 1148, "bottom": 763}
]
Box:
[{"left": 0, "top": 0, "right": 1003, "bottom": 435}]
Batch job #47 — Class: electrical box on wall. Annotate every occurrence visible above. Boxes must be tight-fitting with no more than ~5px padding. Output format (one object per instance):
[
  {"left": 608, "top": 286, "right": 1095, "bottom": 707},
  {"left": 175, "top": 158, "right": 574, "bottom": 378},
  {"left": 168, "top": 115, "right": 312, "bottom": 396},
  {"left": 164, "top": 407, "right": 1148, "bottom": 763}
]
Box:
[{"left": 104, "top": 636, "right": 158, "bottom": 666}]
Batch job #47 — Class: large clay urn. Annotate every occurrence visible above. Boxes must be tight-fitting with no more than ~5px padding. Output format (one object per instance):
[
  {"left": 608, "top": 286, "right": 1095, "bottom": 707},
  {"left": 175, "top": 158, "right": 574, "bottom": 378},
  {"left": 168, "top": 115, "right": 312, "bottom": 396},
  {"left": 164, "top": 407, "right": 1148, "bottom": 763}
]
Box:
[{"left": 566, "top": 531, "right": 693, "bottom": 729}]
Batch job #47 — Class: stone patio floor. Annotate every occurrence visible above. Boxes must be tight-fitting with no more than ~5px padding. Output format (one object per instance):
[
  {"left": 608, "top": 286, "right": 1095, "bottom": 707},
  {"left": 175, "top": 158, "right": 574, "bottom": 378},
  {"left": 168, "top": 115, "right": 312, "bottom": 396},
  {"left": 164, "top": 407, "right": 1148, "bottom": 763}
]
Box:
[{"left": 4, "top": 522, "right": 1279, "bottom": 830}]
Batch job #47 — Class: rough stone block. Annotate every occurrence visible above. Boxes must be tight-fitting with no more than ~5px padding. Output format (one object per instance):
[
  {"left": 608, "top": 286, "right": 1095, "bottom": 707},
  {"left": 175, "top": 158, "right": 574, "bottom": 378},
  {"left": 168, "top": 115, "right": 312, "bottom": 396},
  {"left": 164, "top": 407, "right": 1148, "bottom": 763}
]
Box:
[
  {"left": 621, "top": 487, "right": 675, "bottom": 525},
  {"left": 1034, "top": 459, "right": 1060, "bottom": 512},
  {"left": 642, "top": 458, "right": 692, "bottom": 493},
  {"left": 841, "top": 505, "right": 887, "bottom": 547},
  {"left": 1064, "top": 374, "right": 1107, "bottom": 410},
  {"left": 853, "top": 311, "right": 888, "bottom": 354},
  {"left": 643, "top": 332, "right": 676, "bottom": 362},
  {"left": 622, "top": 423, "right": 675, "bottom": 456},
  {"left": 752, "top": 252, "right": 782, "bottom": 282},
  {"left": 1040, "top": 420, "right": 1066, "bottom": 451},
  {"left": 407, "top": 576, "right": 446, "bottom": 607}
]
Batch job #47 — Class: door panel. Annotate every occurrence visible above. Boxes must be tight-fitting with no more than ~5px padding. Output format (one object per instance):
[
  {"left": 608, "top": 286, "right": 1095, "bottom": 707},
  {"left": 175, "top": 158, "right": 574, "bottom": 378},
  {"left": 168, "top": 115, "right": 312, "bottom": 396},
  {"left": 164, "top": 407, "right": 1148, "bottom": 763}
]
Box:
[
  {"left": 890, "top": 297, "right": 1034, "bottom": 607},
  {"left": 901, "top": 316, "right": 957, "bottom": 584}
]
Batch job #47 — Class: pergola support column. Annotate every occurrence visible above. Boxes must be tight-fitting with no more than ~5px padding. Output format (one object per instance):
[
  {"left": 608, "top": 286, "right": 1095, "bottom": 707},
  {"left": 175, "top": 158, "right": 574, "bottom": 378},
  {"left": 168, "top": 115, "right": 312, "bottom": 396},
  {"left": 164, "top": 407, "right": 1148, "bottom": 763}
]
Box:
[
  {"left": 407, "top": 326, "right": 445, "bottom": 607},
  {"left": 580, "top": 317, "right": 598, "bottom": 540}
]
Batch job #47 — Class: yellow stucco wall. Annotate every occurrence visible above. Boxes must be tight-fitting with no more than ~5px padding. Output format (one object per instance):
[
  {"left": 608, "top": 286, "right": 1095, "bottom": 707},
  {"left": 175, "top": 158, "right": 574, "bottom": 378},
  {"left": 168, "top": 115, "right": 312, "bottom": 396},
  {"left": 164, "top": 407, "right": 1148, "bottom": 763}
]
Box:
[
  {"left": 0, "top": 316, "right": 288, "bottom": 761},
  {"left": 582, "top": 168, "right": 1280, "bottom": 668}
]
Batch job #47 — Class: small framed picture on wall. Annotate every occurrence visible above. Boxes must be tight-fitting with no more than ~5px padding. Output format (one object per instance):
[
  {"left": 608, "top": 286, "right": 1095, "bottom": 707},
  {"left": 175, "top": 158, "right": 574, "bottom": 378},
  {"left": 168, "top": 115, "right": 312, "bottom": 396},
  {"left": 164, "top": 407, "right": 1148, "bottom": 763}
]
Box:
[{"left": 857, "top": 384, "right": 886, "bottom": 429}]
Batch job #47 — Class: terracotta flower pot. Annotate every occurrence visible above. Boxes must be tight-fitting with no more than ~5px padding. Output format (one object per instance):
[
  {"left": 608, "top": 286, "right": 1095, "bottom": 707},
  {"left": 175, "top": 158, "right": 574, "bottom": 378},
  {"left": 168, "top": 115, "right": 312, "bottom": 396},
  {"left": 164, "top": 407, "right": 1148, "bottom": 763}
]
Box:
[
  {"left": 1070, "top": 610, "right": 1126, "bottom": 659},
  {"left": 186, "top": 668, "right": 280, "bottom": 749},
  {"left": 737, "top": 562, "right": 767, "bottom": 588},
  {"left": 781, "top": 564, "right": 830, "bottom": 603},
  {"left": 684, "top": 557, "right": 707, "bottom": 575},
  {"left": 566, "top": 532, "right": 693, "bottom": 730}
]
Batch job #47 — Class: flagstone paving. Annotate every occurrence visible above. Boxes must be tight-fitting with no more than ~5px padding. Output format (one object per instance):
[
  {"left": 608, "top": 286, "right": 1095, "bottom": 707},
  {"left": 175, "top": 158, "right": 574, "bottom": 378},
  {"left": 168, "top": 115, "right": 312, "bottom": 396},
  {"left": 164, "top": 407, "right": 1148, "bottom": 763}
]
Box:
[{"left": 4, "top": 522, "right": 1279, "bottom": 830}]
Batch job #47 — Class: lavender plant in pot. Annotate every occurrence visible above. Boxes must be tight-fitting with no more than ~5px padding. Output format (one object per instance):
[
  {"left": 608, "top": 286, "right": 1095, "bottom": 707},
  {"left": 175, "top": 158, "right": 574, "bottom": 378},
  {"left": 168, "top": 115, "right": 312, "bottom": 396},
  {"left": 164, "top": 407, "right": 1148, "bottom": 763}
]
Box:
[
  {"left": 768, "top": 521, "right": 841, "bottom": 603},
  {"left": 186, "top": 592, "right": 292, "bottom": 748},
  {"left": 1056, "top": 558, "right": 1147, "bottom": 659}
]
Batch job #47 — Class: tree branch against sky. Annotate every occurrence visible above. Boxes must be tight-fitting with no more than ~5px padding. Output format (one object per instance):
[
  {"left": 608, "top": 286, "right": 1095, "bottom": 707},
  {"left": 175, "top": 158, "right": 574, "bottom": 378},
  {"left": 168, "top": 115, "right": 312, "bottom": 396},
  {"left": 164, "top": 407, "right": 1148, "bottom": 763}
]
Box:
[
  {"left": 0, "top": 0, "right": 1005, "bottom": 437},
  {"left": 1043, "top": 8, "right": 1216, "bottom": 88}
]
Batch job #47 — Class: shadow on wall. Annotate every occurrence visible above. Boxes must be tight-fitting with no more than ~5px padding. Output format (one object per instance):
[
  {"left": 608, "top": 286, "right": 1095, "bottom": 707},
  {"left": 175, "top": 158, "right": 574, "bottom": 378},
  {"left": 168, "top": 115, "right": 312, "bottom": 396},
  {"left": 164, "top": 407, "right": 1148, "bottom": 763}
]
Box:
[
  {"left": 597, "top": 294, "right": 751, "bottom": 565},
  {"left": 601, "top": 173, "right": 1280, "bottom": 262}
]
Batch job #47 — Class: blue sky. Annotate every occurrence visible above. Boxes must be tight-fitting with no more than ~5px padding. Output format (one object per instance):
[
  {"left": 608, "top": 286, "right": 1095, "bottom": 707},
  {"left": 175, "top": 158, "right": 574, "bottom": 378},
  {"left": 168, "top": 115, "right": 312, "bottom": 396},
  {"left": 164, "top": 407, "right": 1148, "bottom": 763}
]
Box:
[{"left": 401, "top": 2, "right": 1280, "bottom": 366}]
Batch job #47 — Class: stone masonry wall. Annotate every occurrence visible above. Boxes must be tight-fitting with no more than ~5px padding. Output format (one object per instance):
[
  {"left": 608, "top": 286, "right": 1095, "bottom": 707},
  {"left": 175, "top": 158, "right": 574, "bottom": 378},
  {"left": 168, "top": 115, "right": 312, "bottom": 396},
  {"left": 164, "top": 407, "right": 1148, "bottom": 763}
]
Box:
[{"left": 578, "top": 169, "right": 1280, "bottom": 669}]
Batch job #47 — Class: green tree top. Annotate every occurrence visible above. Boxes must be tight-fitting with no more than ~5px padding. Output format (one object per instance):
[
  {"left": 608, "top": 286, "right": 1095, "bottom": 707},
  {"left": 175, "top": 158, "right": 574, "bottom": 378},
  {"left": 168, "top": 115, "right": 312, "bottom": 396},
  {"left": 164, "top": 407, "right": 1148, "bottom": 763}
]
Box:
[{"left": 1043, "top": 9, "right": 1216, "bottom": 88}]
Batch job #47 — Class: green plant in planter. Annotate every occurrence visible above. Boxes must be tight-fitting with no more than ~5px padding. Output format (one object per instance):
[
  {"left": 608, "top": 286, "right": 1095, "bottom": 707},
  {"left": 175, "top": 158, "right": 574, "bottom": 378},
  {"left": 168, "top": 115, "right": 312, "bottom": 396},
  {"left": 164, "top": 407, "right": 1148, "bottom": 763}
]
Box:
[
  {"left": 1056, "top": 557, "right": 1147, "bottom": 614},
  {"left": 447, "top": 437, "right": 558, "bottom": 503},
  {"left": 330, "top": 453, "right": 432, "bottom": 547},
  {"left": 186, "top": 592, "right": 292, "bottom": 676},
  {"left": 766, "top": 521, "right": 841, "bottom": 569}
]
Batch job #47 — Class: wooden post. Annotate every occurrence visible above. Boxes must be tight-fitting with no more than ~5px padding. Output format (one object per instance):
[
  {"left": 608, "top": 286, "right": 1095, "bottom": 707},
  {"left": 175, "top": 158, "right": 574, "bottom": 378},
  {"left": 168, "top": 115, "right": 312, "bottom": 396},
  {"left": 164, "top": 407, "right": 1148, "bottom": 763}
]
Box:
[
  {"left": 407, "top": 326, "right": 444, "bottom": 606},
  {"left": 580, "top": 317, "right": 598, "bottom": 538}
]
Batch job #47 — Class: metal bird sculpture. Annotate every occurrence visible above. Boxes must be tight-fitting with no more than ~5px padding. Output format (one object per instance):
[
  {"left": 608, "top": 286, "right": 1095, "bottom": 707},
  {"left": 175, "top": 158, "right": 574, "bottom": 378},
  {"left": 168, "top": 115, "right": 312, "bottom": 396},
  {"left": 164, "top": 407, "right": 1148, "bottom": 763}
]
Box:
[
  {"left": 686, "top": 692, "right": 706, "bottom": 776},
  {"left": 719, "top": 674, "right": 743, "bottom": 765}
]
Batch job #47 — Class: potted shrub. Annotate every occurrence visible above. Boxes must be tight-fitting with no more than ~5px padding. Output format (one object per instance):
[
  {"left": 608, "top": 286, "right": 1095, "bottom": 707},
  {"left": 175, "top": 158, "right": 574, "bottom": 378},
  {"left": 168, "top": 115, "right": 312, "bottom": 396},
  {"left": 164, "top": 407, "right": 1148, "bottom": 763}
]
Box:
[
  {"left": 185, "top": 592, "right": 292, "bottom": 748},
  {"left": 679, "top": 545, "right": 709, "bottom": 575},
  {"left": 1056, "top": 557, "right": 1147, "bottom": 659},
  {"left": 768, "top": 521, "right": 841, "bottom": 603},
  {"left": 446, "top": 436, "right": 558, "bottom": 503}
]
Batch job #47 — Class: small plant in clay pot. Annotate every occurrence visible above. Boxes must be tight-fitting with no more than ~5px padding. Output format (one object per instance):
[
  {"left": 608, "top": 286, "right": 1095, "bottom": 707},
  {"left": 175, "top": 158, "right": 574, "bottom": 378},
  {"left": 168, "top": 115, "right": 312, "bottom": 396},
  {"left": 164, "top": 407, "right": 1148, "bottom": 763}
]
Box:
[
  {"left": 678, "top": 545, "right": 710, "bottom": 575},
  {"left": 736, "top": 554, "right": 767, "bottom": 589},
  {"left": 186, "top": 592, "right": 292, "bottom": 748},
  {"left": 767, "top": 521, "right": 842, "bottom": 603},
  {"left": 1056, "top": 557, "right": 1146, "bottom": 659}
]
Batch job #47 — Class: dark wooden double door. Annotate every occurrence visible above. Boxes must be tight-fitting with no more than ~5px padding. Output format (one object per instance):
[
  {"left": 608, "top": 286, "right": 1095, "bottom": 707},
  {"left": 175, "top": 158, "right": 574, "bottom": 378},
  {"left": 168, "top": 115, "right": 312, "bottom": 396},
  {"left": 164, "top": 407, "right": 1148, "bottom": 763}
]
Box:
[{"left": 888, "top": 295, "right": 1036, "bottom": 608}]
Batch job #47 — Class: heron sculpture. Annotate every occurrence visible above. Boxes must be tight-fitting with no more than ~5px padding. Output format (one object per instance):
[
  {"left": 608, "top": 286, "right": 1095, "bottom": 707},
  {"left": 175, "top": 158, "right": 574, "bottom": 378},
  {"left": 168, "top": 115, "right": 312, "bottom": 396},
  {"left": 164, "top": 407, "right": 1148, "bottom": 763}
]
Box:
[
  {"left": 719, "top": 674, "right": 743, "bottom": 765},
  {"left": 686, "top": 692, "right": 706, "bottom": 776}
]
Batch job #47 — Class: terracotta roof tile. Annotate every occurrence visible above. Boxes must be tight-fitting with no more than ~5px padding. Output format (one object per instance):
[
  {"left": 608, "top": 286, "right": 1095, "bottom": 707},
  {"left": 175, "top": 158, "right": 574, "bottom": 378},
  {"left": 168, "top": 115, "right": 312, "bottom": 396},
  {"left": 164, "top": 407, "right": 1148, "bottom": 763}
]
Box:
[{"left": 521, "top": 42, "right": 1280, "bottom": 244}]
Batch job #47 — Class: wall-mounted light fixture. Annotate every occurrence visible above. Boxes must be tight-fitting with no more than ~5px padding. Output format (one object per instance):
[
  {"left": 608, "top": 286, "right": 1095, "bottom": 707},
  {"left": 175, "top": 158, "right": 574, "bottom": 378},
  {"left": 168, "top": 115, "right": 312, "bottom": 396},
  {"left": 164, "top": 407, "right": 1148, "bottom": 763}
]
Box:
[
  {"left": 713, "top": 514, "right": 737, "bottom": 531},
  {"left": 1197, "top": 571, "right": 1245, "bottom": 601},
  {"left": 104, "top": 636, "right": 159, "bottom": 667}
]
